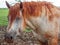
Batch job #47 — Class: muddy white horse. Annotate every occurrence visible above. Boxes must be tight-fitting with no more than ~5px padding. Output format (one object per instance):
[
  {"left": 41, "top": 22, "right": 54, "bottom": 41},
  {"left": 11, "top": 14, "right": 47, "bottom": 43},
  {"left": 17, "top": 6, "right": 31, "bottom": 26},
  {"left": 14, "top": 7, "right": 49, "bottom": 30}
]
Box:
[{"left": 5, "top": 1, "right": 60, "bottom": 45}]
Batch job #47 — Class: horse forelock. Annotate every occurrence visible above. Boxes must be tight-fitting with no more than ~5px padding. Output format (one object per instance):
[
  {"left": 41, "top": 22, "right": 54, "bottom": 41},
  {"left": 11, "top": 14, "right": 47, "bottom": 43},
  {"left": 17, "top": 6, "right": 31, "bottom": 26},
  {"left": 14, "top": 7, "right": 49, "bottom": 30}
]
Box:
[{"left": 8, "top": 3, "right": 21, "bottom": 23}]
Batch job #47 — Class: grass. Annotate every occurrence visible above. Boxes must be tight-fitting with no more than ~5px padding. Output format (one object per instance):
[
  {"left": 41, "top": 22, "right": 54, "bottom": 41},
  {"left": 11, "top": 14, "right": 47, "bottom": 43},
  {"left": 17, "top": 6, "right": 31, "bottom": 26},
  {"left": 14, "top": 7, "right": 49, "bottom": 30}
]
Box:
[{"left": 0, "top": 8, "right": 8, "bottom": 26}]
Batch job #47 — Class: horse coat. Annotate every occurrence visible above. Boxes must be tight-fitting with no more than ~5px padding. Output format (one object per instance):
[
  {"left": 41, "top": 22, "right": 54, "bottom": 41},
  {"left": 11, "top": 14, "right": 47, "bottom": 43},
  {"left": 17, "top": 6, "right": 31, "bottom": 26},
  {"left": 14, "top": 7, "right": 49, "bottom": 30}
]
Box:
[{"left": 6, "top": 1, "right": 60, "bottom": 45}]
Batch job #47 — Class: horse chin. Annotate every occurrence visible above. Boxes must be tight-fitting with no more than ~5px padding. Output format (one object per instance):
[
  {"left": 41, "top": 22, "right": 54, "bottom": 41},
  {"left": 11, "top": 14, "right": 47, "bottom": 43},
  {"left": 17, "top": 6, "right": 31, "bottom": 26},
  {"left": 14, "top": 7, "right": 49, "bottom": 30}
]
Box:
[{"left": 5, "top": 37, "right": 13, "bottom": 43}]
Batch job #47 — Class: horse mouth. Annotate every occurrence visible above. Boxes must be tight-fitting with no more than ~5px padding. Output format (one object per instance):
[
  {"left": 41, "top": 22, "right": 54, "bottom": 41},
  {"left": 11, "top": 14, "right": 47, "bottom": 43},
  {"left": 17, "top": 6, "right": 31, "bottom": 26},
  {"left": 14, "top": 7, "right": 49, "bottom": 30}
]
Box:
[{"left": 4, "top": 35, "right": 13, "bottom": 43}]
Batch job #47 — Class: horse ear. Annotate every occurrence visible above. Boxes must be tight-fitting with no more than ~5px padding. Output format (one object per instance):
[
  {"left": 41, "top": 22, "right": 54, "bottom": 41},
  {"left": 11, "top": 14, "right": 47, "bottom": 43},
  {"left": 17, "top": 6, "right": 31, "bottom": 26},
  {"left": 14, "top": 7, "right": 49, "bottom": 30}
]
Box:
[
  {"left": 20, "top": 2, "right": 23, "bottom": 9},
  {"left": 6, "top": 1, "right": 10, "bottom": 8}
]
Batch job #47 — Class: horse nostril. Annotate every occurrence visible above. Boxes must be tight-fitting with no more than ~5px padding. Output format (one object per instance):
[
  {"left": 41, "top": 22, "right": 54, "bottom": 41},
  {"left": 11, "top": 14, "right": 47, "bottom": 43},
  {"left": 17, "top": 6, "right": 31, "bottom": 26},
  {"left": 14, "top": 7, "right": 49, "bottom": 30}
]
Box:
[
  {"left": 5, "top": 33, "right": 13, "bottom": 40},
  {"left": 10, "top": 36, "right": 13, "bottom": 39}
]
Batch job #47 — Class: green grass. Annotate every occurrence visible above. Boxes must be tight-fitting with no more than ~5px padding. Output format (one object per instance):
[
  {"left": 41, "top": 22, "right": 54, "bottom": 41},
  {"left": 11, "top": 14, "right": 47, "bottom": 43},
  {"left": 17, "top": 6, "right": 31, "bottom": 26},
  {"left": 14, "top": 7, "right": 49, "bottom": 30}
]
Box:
[{"left": 0, "top": 8, "right": 8, "bottom": 26}]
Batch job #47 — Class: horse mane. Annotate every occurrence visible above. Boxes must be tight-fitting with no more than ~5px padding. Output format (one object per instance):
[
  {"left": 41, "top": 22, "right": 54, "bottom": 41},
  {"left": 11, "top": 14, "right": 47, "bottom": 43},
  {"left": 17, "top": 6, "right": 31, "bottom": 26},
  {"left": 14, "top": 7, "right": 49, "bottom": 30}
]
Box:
[
  {"left": 22, "top": 1, "right": 53, "bottom": 17},
  {"left": 22, "top": 1, "right": 60, "bottom": 21}
]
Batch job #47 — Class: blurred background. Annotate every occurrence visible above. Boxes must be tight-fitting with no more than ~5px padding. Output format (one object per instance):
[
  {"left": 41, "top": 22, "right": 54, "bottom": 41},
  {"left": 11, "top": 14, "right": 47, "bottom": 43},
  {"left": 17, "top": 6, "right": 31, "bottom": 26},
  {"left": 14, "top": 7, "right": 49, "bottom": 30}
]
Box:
[{"left": 0, "top": 0, "right": 60, "bottom": 8}]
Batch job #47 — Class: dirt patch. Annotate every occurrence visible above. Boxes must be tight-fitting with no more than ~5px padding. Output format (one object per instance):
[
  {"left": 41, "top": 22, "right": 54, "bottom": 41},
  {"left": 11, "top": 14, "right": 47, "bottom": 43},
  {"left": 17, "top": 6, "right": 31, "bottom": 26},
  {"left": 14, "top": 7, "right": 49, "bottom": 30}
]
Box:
[
  {"left": 0, "top": 26, "right": 60, "bottom": 45},
  {"left": 0, "top": 26, "right": 42, "bottom": 45}
]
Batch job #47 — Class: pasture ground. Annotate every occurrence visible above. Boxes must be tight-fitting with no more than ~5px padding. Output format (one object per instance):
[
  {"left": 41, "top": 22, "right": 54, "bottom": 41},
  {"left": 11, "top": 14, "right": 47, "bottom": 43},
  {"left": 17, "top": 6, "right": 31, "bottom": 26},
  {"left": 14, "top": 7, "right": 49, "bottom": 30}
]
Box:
[
  {"left": 0, "top": 26, "right": 41, "bottom": 45},
  {"left": 0, "top": 8, "right": 8, "bottom": 26}
]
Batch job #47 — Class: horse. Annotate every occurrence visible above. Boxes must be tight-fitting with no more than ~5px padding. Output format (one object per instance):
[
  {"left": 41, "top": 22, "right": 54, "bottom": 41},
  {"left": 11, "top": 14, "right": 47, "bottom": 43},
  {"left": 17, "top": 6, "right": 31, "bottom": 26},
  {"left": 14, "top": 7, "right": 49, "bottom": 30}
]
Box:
[{"left": 5, "top": 1, "right": 60, "bottom": 45}]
